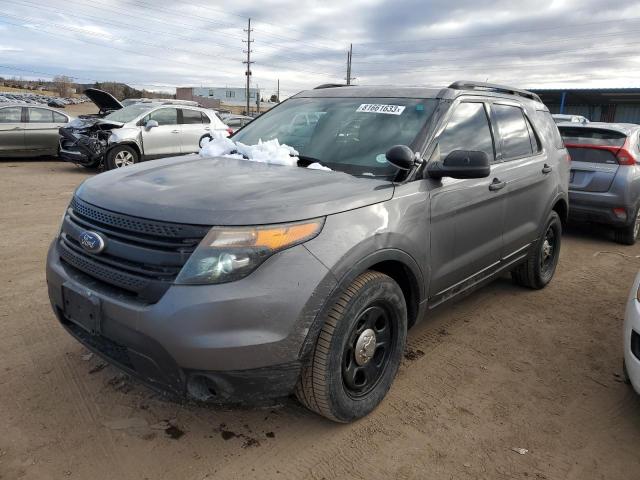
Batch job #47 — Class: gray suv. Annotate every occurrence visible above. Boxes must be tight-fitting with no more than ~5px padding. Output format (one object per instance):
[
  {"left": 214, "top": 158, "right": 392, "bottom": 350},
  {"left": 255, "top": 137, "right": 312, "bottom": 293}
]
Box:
[{"left": 46, "top": 81, "right": 569, "bottom": 422}]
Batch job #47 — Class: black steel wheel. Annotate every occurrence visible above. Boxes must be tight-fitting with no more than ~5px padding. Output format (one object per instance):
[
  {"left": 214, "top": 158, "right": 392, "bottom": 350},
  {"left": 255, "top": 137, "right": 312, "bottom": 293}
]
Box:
[{"left": 295, "top": 271, "right": 407, "bottom": 422}]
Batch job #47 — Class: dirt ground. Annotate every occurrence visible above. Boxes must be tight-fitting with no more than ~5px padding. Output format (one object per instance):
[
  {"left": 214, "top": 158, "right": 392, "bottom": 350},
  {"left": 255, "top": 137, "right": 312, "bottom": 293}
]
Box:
[{"left": 1, "top": 157, "right": 640, "bottom": 480}]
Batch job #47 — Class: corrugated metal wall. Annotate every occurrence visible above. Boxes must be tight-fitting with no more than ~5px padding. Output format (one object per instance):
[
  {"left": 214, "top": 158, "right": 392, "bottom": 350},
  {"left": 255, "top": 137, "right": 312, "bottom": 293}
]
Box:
[{"left": 547, "top": 103, "right": 640, "bottom": 124}]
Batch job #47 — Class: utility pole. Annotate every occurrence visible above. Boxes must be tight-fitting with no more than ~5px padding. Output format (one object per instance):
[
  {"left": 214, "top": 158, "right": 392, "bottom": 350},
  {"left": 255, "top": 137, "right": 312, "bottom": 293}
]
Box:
[
  {"left": 345, "top": 43, "right": 354, "bottom": 85},
  {"left": 243, "top": 18, "right": 254, "bottom": 115},
  {"left": 277, "top": 78, "right": 280, "bottom": 102}
]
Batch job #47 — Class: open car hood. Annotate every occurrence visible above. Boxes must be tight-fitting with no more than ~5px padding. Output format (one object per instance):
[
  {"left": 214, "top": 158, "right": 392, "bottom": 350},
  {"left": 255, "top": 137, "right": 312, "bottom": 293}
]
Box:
[{"left": 84, "top": 88, "right": 123, "bottom": 112}]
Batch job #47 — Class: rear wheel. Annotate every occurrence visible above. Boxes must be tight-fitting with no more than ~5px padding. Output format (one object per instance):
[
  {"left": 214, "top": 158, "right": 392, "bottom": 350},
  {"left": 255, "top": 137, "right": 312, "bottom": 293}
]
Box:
[
  {"left": 295, "top": 271, "right": 407, "bottom": 422},
  {"left": 615, "top": 206, "right": 640, "bottom": 245},
  {"left": 511, "top": 210, "right": 562, "bottom": 289},
  {"left": 105, "top": 145, "right": 139, "bottom": 170}
]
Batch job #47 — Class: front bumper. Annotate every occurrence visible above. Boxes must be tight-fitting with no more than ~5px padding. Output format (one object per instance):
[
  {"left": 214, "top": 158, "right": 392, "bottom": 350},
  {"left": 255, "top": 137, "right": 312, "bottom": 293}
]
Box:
[
  {"left": 568, "top": 190, "right": 632, "bottom": 227},
  {"left": 46, "top": 240, "right": 336, "bottom": 403},
  {"left": 624, "top": 272, "right": 640, "bottom": 395}
]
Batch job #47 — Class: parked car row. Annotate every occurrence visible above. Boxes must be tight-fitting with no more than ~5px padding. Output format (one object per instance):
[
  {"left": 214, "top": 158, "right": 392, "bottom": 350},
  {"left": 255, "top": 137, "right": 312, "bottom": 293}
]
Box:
[{"left": 0, "top": 91, "right": 87, "bottom": 107}]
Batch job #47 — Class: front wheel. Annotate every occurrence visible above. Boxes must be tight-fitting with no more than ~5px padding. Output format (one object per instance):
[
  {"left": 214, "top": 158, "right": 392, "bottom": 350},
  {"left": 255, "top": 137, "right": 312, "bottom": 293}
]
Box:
[
  {"left": 511, "top": 210, "right": 562, "bottom": 289},
  {"left": 105, "top": 145, "right": 139, "bottom": 170},
  {"left": 295, "top": 271, "right": 407, "bottom": 422}
]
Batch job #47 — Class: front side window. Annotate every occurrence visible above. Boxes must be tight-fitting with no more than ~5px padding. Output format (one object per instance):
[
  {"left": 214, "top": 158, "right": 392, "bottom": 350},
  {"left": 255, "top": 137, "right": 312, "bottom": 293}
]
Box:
[
  {"left": 28, "top": 108, "right": 53, "bottom": 123},
  {"left": 53, "top": 112, "right": 68, "bottom": 123},
  {"left": 232, "top": 97, "right": 438, "bottom": 177},
  {"left": 436, "top": 102, "right": 495, "bottom": 162},
  {"left": 0, "top": 107, "right": 22, "bottom": 123},
  {"left": 181, "top": 109, "right": 203, "bottom": 125},
  {"left": 148, "top": 108, "right": 178, "bottom": 126},
  {"left": 492, "top": 104, "right": 533, "bottom": 160}
]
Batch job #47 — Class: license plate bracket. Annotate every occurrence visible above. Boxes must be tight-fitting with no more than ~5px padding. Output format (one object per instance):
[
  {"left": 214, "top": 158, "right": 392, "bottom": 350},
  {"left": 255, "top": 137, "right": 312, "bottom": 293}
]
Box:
[{"left": 62, "top": 283, "right": 101, "bottom": 335}]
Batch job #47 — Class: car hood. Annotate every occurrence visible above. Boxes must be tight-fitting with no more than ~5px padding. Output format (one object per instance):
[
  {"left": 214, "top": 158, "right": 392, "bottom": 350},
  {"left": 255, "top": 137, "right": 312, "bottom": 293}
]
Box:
[
  {"left": 65, "top": 117, "right": 124, "bottom": 131},
  {"left": 84, "top": 88, "right": 123, "bottom": 111},
  {"left": 75, "top": 155, "right": 395, "bottom": 225}
]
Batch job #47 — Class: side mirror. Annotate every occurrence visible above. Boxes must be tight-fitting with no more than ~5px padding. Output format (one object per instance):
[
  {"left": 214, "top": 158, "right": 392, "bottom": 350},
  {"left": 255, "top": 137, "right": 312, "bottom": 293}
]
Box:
[
  {"left": 427, "top": 150, "right": 491, "bottom": 180},
  {"left": 385, "top": 145, "right": 415, "bottom": 170},
  {"left": 145, "top": 119, "right": 159, "bottom": 129}
]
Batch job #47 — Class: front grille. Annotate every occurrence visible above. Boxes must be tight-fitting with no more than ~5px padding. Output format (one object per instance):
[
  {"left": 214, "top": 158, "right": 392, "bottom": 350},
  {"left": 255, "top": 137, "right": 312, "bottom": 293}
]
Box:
[{"left": 58, "top": 197, "right": 210, "bottom": 303}]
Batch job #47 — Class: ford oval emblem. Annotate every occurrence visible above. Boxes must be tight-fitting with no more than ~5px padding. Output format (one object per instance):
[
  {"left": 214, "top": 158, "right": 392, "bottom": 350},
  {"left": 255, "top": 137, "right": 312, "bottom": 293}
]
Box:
[{"left": 79, "top": 231, "right": 106, "bottom": 254}]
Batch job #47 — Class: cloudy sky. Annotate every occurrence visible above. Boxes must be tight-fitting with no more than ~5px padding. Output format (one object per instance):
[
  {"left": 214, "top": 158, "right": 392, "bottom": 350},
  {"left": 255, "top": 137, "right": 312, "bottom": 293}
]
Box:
[{"left": 1, "top": 0, "right": 640, "bottom": 97}]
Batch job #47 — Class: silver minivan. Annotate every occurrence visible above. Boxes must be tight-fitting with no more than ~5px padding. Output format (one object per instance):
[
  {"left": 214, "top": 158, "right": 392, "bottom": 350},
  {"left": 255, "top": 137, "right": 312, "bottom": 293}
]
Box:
[
  {"left": 0, "top": 104, "right": 72, "bottom": 157},
  {"left": 59, "top": 103, "right": 230, "bottom": 169}
]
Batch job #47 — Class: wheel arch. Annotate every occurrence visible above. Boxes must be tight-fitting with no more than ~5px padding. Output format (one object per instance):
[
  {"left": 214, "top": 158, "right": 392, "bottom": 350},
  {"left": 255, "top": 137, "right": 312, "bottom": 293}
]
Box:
[
  {"left": 108, "top": 141, "right": 142, "bottom": 159},
  {"left": 552, "top": 196, "right": 568, "bottom": 226},
  {"left": 298, "top": 248, "right": 425, "bottom": 361}
]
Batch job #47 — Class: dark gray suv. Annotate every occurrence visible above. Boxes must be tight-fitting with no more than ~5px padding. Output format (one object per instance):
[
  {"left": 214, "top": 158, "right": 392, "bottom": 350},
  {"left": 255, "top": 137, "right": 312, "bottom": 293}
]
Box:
[{"left": 46, "top": 81, "right": 569, "bottom": 422}]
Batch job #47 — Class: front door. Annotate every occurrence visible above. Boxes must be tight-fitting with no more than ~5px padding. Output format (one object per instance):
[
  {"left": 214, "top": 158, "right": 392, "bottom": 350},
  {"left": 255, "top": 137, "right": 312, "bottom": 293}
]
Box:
[
  {"left": 140, "top": 107, "right": 182, "bottom": 158},
  {"left": 428, "top": 101, "right": 506, "bottom": 303},
  {"left": 24, "top": 107, "right": 69, "bottom": 154},
  {"left": 0, "top": 106, "right": 25, "bottom": 155}
]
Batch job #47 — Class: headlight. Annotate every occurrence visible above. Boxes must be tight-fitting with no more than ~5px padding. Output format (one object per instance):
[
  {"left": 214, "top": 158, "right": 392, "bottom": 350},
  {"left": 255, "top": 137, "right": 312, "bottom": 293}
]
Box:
[{"left": 175, "top": 218, "right": 325, "bottom": 285}]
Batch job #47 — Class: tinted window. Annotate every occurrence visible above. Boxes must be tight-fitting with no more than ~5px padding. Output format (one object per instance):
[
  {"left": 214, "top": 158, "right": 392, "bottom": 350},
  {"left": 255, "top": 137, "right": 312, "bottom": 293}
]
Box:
[
  {"left": 53, "top": 112, "right": 68, "bottom": 123},
  {"left": 0, "top": 107, "right": 21, "bottom": 123},
  {"left": 493, "top": 104, "right": 533, "bottom": 159},
  {"left": 525, "top": 117, "right": 542, "bottom": 153},
  {"left": 536, "top": 110, "right": 564, "bottom": 149},
  {"left": 437, "top": 102, "right": 494, "bottom": 161},
  {"left": 28, "top": 108, "right": 54, "bottom": 123},
  {"left": 201, "top": 112, "right": 210, "bottom": 124},
  {"left": 181, "top": 109, "right": 202, "bottom": 124},
  {"left": 559, "top": 127, "right": 626, "bottom": 147},
  {"left": 148, "top": 108, "right": 178, "bottom": 126}
]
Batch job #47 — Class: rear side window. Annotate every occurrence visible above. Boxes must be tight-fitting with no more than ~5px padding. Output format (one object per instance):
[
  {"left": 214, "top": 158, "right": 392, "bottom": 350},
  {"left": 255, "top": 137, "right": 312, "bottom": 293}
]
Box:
[
  {"left": 492, "top": 104, "right": 532, "bottom": 160},
  {"left": 201, "top": 112, "right": 211, "bottom": 124},
  {"left": 558, "top": 127, "right": 626, "bottom": 147},
  {"left": 27, "top": 108, "right": 54, "bottom": 123},
  {"left": 181, "top": 109, "right": 203, "bottom": 124},
  {"left": 437, "top": 102, "right": 495, "bottom": 162},
  {"left": 0, "top": 107, "right": 21, "bottom": 123}
]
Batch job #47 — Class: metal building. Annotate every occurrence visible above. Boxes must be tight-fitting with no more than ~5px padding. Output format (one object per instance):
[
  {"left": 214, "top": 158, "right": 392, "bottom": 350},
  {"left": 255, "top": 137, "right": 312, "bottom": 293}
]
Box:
[{"left": 529, "top": 88, "right": 640, "bottom": 123}]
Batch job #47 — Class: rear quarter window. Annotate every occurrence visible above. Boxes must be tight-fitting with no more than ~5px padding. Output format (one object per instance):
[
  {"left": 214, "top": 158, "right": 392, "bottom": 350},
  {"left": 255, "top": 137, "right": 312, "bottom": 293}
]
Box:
[{"left": 535, "top": 110, "right": 564, "bottom": 149}]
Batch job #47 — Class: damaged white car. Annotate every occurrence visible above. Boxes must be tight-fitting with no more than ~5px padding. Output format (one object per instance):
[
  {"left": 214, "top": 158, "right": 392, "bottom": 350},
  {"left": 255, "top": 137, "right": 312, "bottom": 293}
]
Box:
[{"left": 59, "top": 101, "right": 231, "bottom": 170}]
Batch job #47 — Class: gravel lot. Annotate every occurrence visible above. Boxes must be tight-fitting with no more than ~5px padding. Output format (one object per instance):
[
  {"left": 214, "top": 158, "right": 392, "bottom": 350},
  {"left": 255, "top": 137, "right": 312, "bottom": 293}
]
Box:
[{"left": 1, "top": 153, "right": 640, "bottom": 479}]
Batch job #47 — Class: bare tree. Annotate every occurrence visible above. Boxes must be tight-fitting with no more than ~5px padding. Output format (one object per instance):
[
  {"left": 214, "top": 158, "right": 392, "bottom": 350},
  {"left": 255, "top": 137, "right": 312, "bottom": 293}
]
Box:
[{"left": 52, "top": 75, "right": 74, "bottom": 97}]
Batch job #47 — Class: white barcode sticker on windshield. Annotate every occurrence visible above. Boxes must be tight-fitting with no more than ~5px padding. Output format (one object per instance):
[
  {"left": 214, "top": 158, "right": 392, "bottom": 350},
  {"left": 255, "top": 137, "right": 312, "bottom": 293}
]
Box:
[{"left": 356, "top": 104, "right": 406, "bottom": 115}]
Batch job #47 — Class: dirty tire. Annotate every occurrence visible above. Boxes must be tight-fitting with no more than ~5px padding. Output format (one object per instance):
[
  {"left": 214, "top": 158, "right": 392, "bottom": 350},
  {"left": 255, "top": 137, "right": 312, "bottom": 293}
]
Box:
[
  {"left": 105, "top": 145, "right": 139, "bottom": 170},
  {"left": 295, "top": 271, "right": 407, "bottom": 423},
  {"left": 511, "top": 210, "right": 562, "bottom": 289},
  {"left": 615, "top": 206, "right": 640, "bottom": 245}
]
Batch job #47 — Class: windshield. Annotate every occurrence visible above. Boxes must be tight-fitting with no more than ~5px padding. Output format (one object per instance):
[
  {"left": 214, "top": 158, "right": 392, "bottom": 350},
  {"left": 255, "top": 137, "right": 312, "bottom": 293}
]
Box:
[
  {"left": 104, "top": 104, "right": 158, "bottom": 123},
  {"left": 232, "top": 97, "right": 438, "bottom": 177}
]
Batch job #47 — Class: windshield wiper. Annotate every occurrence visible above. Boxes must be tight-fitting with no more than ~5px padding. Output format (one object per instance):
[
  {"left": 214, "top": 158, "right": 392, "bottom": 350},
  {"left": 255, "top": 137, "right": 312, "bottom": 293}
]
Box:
[{"left": 292, "top": 154, "right": 323, "bottom": 167}]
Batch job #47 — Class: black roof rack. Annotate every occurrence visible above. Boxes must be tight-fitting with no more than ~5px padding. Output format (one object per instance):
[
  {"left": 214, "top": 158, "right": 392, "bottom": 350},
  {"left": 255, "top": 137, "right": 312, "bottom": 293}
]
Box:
[
  {"left": 314, "top": 83, "right": 347, "bottom": 89},
  {"left": 448, "top": 81, "right": 542, "bottom": 103}
]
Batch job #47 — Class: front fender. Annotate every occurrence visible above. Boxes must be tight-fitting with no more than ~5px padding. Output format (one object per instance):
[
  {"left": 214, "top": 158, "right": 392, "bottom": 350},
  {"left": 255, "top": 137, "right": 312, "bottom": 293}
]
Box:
[{"left": 108, "top": 127, "right": 143, "bottom": 152}]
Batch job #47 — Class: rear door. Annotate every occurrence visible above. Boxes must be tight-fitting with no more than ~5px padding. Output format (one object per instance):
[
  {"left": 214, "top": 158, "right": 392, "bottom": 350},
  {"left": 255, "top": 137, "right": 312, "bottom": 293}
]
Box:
[
  {"left": 179, "top": 108, "right": 209, "bottom": 153},
  {"left": 0, "top": 106, "right": 25, "bottom": 154},
  {"left": 24, "top": 107, "right": 69, "bottom": 154},
  {"left": 140, "top": 107, "right": 182, "bottom": 158},
  {"left": 490, "top": 102, "right": 556, "bottom": 258},
  {"left": 559, "top": 126, "right": 627, "bottom": 192}
]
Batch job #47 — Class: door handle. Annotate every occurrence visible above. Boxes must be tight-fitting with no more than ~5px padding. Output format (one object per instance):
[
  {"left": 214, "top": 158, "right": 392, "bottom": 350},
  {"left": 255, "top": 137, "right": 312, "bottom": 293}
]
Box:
[
  {"left": 12, "top": 126, "right": 21, "bottom": 130},
  {"left": 489, "top": 178, "right": 506, "bottom": 191},
  {"left": 542, "top": 163, "right": 552, "bottom": 174},
  {"left": 171, "top": 129, "right": 180, "bottom": 134},
  {"left": 204, "top": 127, "right": 211, "bottom": 131}
]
